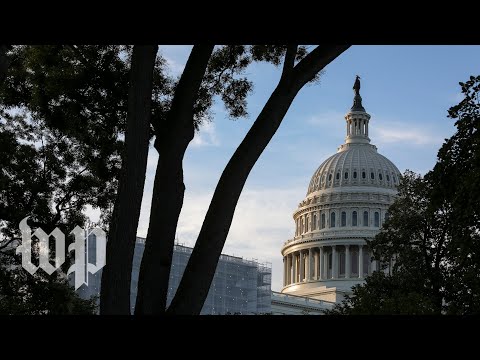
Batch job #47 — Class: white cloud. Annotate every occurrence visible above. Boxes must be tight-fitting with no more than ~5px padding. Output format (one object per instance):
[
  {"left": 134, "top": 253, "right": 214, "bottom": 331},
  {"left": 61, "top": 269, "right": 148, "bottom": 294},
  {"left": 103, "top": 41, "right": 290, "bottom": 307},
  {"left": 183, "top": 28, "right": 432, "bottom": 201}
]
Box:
[
  {"left": 136, "top": 166, "right": 304, "bottom": 291},
  {"left": 307, "top": 110, "right": 346, "bottom": 130},
  {"left": 372, "top": 123, "right": 443, "bottom": 146},
  {"left": 158, "top": 45, "right": 193, "bottom": 77},
  {"left": 164, "top": 57, "right": 185, "bottom": 77},
  {"left": 191, "top": 121, "right": 220, "bottom": 147},
  {"left": 173, "top": 186, "right": 304, "bottom": 292},
  {"left": 136, "top": 146, "right": 158, "bottom": 238}
]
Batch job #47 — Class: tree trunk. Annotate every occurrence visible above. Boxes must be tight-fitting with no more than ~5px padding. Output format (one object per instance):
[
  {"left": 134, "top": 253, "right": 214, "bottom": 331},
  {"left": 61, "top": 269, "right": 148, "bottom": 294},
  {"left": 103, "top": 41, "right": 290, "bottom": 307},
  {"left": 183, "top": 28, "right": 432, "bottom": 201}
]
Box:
[
  {"left": 100, "top": 45, "right": 158, "bottom": 315},
  {"left": 134, "top": 44, "right": 214, "bottom": 314},
  {"left": 167, "top": 45, "right": 350, "bottom": 315},
  {"left": 0, "top": 45, "right": 10, "bottom": 84}
]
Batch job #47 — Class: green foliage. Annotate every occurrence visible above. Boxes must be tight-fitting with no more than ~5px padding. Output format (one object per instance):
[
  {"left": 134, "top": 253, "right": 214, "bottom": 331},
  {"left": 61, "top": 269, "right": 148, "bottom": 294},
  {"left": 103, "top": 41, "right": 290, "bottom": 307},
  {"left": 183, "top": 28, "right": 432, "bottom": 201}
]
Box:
[
  {"left": 325, "top": 272, "right": 436, "bottom": 315},
  {"left": 328, "top": 75, "right": 480, "bottom": 315},
  {"left": 0, "top": 45, "right": 170, "bottom": 314},
  {"left": 431, "top": 75, "right": 480, "bottom": 313},
  {"left": 0, "top": 263, "right": 97, "bottom": 315},
  {"left": 168, "top": 45, "right": 307, "bottom": 131}
]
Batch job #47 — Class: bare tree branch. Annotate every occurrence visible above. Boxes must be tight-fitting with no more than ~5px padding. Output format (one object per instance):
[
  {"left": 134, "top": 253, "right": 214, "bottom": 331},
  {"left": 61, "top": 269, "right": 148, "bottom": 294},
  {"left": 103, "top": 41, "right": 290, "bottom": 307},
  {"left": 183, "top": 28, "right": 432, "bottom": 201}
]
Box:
[
  {"left": 281, "top": 44, "right": 298, "bottom": 81},
  {"left": 292, "top": 45, "right": 350, "bottom": 89}
]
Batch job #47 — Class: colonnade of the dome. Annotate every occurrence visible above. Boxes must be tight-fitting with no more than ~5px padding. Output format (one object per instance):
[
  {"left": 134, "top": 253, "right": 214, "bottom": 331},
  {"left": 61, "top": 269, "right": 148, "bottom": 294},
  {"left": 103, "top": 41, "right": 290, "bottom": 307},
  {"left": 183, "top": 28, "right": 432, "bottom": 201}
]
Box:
[{"left": 283, "top": 244, "right": 375, "bottom": 286}]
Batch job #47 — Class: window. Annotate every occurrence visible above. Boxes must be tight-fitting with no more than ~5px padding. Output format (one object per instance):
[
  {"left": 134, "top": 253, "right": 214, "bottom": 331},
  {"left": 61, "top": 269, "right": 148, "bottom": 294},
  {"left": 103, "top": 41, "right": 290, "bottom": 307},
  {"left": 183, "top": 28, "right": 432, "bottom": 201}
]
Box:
[
  {"left": 351, "top": 250, "right": 358, "bottom": 276},
  {"left": 352, "top": 211, "right": 357, "bottom": 226},
  {"left": 339, "top": 251, "right": 346, "bottom": 277},
  {"left": 341, "top": 211, "right": 346, "bottom": 227},
  {"left": 386, "top": 174, "right": 390, "bottom": 181},
  {"left": 327, "top": 252, "right": 333, "bottom": 279},
  {"left": 370, "top": 172, "right": 375, "bottom": 179},
  {"left": 336, "top": 172, "right": 340, "bottom": 180},
  {"left": 305, "top": 216, "right": 309, "bottom": 232},
  {"left": 330, "top": 212, "right": 336, "bottom": 228},
  {"left": 363, "top": 251, "right": 371, "bottom": 276},
  {"left": 374, "top": 211, "right": 380, "bottom": 227},
  {"left": 313, "top": 213, "right": 317, "bottom": 230},
  {"left": 353, "top": 171, "right": 357, "bottom": 179},
  {"left": 328, "top": 174, "right": 332, "bottom": 181},
  {"left": 363, "top": 211, "right": 369, "bottom": 226},
  {"left": 362, "top": 171, "right": 366, "bottom": 179},
  {"left": 321, "top": 213, "right": 326, "bottom": 229},
  {"left": 344, "top": 172, "right": 349, "bottom": 179},
  {"left": 379, "top": 173, "right": 383, "bottom": 180}
]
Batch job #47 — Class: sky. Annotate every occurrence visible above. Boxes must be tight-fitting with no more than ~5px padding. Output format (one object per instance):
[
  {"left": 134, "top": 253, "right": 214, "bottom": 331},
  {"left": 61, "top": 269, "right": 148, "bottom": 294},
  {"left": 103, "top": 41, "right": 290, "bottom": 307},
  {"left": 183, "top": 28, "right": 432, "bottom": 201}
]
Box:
[{"left": 87, "top": 45, "right": 480, "bottom": 292}]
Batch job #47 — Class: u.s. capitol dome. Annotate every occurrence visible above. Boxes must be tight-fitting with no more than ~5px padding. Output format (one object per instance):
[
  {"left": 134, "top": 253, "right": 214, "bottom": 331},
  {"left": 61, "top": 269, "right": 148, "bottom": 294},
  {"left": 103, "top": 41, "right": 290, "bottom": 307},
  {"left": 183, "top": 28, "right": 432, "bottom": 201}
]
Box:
[{"left": 280, "top": 77, "right": 401, "bottom": 303}]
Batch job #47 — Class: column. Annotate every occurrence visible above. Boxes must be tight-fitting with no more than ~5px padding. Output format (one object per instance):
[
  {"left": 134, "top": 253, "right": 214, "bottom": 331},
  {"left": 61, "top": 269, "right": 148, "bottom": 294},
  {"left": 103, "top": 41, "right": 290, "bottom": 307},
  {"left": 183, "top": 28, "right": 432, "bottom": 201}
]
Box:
[
  {"left": 292, "top": 253, "right": 297, "bottom": 283},
  {"left": 332, "top": 245, "right": 337, "bottom": 279},
  {"left": 283, "top": 257, "right": 287, "bottom": 286},
  {"left": 287, "top": 254, "right": 292, "bottom": 285},
  {"left": 307, "top": 248, "right": 312, "bottom": 281},
  {"left": 314, "top": 248, "right": 319, "bottom": 280},
  {"left": 345, "top": 245, "right": 351, "bottom": 279},
  {"left": 299, "top": 251, "right": 304, "bottom": 282},
  {"left": 358, "top": 245, "right": 363, "bottom": 278},
  {"left": 319, "top": 246, "right": 324, "bottom": 280}
]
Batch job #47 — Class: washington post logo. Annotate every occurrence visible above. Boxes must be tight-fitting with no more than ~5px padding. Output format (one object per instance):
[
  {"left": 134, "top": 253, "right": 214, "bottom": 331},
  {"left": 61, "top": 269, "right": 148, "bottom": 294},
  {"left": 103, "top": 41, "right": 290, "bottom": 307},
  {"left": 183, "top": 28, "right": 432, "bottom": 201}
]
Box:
[{"left": 16, "top": 217, "right": 106, "bottom": 290}]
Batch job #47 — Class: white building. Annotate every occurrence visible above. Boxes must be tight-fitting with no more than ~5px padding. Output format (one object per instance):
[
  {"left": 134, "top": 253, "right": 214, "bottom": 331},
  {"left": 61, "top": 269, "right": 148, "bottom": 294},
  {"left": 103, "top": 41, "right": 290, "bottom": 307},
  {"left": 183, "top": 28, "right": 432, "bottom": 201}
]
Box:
[
  {"left": 280, "top": 77, "right": 401, "bottom": 304},
  {"left": 271, "top": 291, "right": 334, "bottom": 315}
]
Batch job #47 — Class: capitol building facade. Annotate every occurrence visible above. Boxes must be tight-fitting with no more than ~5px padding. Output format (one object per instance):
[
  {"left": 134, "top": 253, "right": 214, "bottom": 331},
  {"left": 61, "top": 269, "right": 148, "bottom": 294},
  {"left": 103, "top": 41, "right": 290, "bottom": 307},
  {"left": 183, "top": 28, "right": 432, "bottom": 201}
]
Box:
[{"left": 280, "top": 78, "right": 401, "bottom": 303}]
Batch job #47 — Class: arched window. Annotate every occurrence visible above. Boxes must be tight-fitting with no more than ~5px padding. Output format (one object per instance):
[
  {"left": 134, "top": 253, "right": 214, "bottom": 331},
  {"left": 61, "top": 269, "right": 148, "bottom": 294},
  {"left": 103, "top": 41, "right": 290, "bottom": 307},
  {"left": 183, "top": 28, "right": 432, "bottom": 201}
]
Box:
[
  {"left": 363, "top": 211, "right": 369, "bottom": 226},
  {"left": 353, "top": 171, "right": 357, "bottom": 179},
  {"left": 330, "top": 212, "right": 336, "bottom": 228},
  {"left": 313, "top": 213, "right": 317, "bottom": 230},
  {"left": 379, "top": 173, "right": 383, "bottom": 180},
  {"left": 370, "top": 172, "right": 375, "bottom": 179},
  {"left": 336, "top": 172, "right": 340, "bottom": 180},
  {"left": 352, "top": 211, "right": 358, "bottom": 226},
  {"left": 321, "top": 213, "right": 326, "bottom": 229},
  {"left": 328, "top": 174, "right": 332, "bottom": 181},
  {"left": 374, "top": 211, "right": 380, "bottom": 227},
  {"left": 362, "top": 171, "right": 366, "bottom": 179},
  {"left": 386, "top": 174, "right": 390, "bottom": 181},
  {"left": 344, "top": 172, "right": 349, "bottom": 179},
  {"left": 341, "top": 211, "right": 346, "bottom": 227}
]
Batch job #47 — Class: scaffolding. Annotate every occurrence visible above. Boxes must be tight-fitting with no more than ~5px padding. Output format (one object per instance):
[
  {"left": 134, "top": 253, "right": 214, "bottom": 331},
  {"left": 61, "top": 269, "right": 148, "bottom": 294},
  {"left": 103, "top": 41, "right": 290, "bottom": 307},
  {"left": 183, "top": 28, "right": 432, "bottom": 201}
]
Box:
[{"left": 129, "top": 239, "right": 272, "bottom": 315}]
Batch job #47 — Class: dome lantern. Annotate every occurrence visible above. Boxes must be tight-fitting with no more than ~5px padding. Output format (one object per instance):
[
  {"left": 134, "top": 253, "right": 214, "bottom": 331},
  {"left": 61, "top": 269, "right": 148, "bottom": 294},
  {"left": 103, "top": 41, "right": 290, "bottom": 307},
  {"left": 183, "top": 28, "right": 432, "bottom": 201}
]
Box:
[{"left": 345, "top": 75, "right": 371, "bottom": 145}]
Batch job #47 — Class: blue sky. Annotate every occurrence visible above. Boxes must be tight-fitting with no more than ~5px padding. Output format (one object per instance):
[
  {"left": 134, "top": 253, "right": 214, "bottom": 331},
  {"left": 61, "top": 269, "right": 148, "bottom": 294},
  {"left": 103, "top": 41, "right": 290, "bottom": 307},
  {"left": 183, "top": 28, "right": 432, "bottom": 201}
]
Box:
[{"left": 88, "top": 45, "right": 480, "bottom": 292}]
